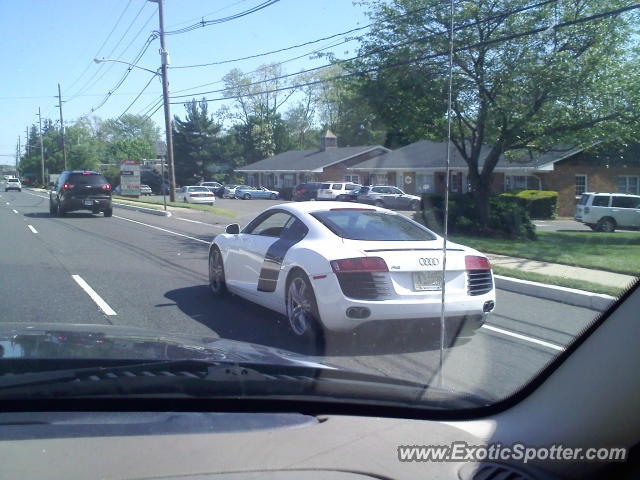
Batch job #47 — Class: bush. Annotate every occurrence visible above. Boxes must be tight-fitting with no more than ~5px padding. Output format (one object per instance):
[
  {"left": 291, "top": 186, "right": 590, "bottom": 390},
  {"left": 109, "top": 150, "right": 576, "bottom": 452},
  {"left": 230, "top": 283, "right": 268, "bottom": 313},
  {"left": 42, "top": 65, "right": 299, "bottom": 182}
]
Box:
[
  {"left": 500, "top": 190, "right": 558, "bottom": 219},
  {"left": 415, "top": 193, "right": 536, "bottom": 239}
]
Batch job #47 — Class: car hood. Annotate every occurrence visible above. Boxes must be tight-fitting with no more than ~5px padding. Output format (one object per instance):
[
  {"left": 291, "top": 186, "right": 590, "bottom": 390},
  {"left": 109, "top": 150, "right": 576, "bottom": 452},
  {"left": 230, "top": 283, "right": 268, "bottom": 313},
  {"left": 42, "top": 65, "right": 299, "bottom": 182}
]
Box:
[{"left": 0, "top": 323, "right": 332, "bottom": 370}]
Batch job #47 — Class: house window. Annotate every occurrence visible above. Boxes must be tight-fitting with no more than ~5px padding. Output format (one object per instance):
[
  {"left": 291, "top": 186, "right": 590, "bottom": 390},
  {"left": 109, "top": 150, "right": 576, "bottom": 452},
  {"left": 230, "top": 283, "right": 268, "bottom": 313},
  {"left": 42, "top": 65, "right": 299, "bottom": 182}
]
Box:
[
  {"left": 505, "top": 175, "right": 538, "bottom": 191},
  {"left": 575, "top": 175, "right": 588, "bottom": 196},
  {"left": 370, "top": 173, "right": 388, "bottom": 185},
  {"left": 344, "top": 174, "right": 360, "bottom": 184},
  {"left": 616, "top": 176, "right": 639, "bottom": 195},
  {"left": 282, "top": 174, "right": 295, "bottom": 188},
  {"left": 416, "top": 173, "right": 435, "bottom": 193},
  {"left": 450, "top": 172, "right": 459, "bottom": 193}
]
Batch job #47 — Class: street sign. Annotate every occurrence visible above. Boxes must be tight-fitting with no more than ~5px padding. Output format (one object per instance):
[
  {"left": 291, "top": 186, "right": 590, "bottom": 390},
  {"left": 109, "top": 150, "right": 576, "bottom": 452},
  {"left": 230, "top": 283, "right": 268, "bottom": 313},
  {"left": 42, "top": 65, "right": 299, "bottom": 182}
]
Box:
[
  {"left": 155, "top": 141, "right": 167, "bottom": 157},
  {"left": 120, "top": 159, "right": 141, "bottom": 197}
]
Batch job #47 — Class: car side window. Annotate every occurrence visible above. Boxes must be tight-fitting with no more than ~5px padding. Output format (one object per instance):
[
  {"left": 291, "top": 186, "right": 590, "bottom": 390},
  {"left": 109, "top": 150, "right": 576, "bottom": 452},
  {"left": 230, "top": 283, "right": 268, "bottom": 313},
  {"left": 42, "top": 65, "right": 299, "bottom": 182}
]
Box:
[
  {"left": 592, "top": 195, "right": 610, "bottom": 207},
  {"left": 390, "top": 187, "right": 403, "bottom": 194},
  {"left": 612, "top": 197, "right": 639, "bottom": 208},
  {"left": 332, "top": 184, "right": 342, "bottom": 189},
  {"left": 245, "top": 212, "right": 295, "bottom": 237},
  {"left": 371, "top": 187, "right": 384, "bottom": 193}
]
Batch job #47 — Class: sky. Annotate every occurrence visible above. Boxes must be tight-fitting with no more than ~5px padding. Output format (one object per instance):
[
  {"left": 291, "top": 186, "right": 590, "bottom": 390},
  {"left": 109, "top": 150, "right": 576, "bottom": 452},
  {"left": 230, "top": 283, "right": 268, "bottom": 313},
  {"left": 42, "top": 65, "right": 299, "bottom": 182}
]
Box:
[{"left": 0, "top": 0, "right": 372, "bottom": 162}]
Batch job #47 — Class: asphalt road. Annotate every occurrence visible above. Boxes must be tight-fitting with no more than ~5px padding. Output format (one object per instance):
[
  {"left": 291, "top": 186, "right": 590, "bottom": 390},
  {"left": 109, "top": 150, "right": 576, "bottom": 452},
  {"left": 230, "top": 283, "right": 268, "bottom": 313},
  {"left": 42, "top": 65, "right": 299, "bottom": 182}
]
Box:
[{"left": 0, "top": 189, "right": 602, "bottom": 401}]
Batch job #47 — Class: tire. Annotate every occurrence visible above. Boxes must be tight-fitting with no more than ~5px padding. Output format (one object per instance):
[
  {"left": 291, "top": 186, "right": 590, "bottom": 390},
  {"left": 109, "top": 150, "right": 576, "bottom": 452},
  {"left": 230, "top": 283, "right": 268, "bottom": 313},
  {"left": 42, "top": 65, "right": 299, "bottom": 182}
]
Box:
[
  {"left": 374, "top": 200, "right": 384, "bottom": 208},
  {"left": 56, "top": 202, "right": 65, "bottom": 217},
  {"left": 104, "top": 207, "right": 113, "bottom": 217},
  {"left": 183, "top": 197, "right": 188, "bottom": 203},
  {"left": 410, "top": 200, "right": 421, "bottom": 211},
  {"left": 596, "top": 217, "right": 616, "bottom": 233},
  {"left": 336, "top": 195, "right": 345, "bottom": 201},
  {"left": 286, "top": 271, "right": 324, "bottom": 354},
  {"left": 208, "top": 247, "right": 228, "bottom": 296},
  {"left": 270, "top": 193, "right": 277, "bottom": 200},
  {"left": 49, "top": 201, "right": 56, "bottom": 216},
  {"left": 243, "top": 193, "right": 251, "bottom": 200}
]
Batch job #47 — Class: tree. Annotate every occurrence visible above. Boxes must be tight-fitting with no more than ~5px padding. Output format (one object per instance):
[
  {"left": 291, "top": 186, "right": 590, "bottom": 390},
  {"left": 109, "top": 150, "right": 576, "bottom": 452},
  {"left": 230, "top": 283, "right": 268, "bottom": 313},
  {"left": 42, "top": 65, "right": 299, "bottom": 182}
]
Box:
[
  {"left": 172, "top": 99, "right": 223, "bottom": 185},
  {"left": 98, "top": 114, "right": 160, "bottom": 164},
  {"left": 353, "top": 0, "right": 639, "bottom": 225}
]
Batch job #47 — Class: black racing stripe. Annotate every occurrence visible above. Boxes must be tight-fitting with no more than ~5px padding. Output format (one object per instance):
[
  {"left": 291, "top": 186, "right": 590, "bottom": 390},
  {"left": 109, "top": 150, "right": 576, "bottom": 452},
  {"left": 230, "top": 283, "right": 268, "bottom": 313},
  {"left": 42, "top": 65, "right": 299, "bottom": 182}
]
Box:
[{"left": 257, "top": 220, "right": 308, "bottom": 293}]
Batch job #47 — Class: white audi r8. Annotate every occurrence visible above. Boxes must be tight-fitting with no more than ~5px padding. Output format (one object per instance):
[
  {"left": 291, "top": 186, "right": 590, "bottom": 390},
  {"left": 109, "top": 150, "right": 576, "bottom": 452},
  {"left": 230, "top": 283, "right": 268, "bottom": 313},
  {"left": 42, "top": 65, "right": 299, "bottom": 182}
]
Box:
[{"left": 208, "top": 202, "right": 495, "bottom": 348}]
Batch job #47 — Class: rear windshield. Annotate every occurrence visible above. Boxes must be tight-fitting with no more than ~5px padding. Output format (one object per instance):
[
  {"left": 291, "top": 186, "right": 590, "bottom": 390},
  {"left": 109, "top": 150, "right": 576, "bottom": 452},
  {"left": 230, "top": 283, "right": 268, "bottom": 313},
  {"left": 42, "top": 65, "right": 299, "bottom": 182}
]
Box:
[
  {"left": 68, "top": 173, "right": 108, "bottom": 185},
  {"left": 578, "top": 194, "right": 589, "bottom": 205},
  {"left": 321, "top": 183, "right": 331, "bottom": 189},
  {"left": 6, "top": 178, "right": 19, "bottom": 183},
  {"left": 187, "top": 187, "right": 209, "bottom": 192},
  {"left": 345, "top": 184, "right": 358, "bottom": 190},
  {"left": 311, "top": 210, "right": 437, "bottom": 241}
]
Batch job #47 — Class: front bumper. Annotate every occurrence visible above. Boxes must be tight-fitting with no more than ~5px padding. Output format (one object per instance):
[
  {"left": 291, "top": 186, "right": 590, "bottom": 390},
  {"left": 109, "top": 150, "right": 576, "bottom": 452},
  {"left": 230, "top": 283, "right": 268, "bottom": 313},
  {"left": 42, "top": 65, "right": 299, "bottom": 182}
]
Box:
[{"left": 312, "top": 274, "right": 495, "bottom": 332}]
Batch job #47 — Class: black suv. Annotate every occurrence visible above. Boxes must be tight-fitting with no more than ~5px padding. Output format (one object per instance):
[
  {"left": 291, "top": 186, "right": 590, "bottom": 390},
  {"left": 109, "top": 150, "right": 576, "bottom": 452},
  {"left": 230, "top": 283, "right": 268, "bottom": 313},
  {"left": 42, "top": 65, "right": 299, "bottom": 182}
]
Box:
[
  {"left": 292, "top": 182, "right": 323, "bottom": 201},
  {"left": 49, "top": 171, "right": 113, "bottom": 217}
]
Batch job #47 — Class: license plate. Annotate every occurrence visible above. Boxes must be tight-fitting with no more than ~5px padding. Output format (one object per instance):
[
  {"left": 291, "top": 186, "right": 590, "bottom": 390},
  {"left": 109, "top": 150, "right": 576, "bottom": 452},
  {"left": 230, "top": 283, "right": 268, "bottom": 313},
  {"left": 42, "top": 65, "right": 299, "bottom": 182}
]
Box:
[
  {"left": 413, "top": 271, "right": 443, "bottom": 291},
  {"left": 84, "top": 200, "right": 94, "bottom": 206}
]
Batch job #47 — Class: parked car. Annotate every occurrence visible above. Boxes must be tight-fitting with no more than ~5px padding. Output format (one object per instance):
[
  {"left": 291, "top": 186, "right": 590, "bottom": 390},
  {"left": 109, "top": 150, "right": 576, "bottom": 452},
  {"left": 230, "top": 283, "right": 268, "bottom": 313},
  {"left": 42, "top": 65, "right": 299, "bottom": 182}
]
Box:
[
  {"left": 4, "top": 177, "right": 21, "bottom": 192},
  {"left": 234, "top": 186, "right": 279, "bottom": 200},
  {"left": 317, "top": 182, "right": 361, "bottom": 200},
  {"left": 140, "top": 184, "right": 153, "bottom": 196},
  {"left": 222, "top": 185, "right": 249, "bottom": 198},
  {"left": 356, "top": 185, "right": 422, "bottom": 210},
  {"left": 341, "top": 187, "right": 364, "bottom": 202},
  {"left": 292, "top": 182, "right": 323, "bottom": 201},
  {"left": 198, "top": 181, "right": 223, "bottom": 196},
  {"left": 575, "top": 192, "right": 640, "bottom": 232},
  {"left": 49, "top": 170, "right": 112, "bottom": 217},
  {"left": 177, "top": 186, "right": 216, "bottom": 205}
]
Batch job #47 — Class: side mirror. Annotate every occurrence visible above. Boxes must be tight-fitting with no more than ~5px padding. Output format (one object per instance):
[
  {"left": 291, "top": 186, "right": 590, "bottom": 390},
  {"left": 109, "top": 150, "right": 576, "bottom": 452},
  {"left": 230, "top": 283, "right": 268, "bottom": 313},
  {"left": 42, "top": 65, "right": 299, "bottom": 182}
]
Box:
[{"left": 225, "top": 224, "right": 240, "bottom": 235}]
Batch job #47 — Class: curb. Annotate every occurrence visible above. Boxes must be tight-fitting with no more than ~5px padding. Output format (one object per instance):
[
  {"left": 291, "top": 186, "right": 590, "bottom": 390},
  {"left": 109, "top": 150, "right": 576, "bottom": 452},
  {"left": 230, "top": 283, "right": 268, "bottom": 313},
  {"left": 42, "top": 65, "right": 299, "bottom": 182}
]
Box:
[
  {"left": 113, "top": 202, "right": 171, "bottom": 217},
  {"left": 495, "top": 275, "right": 616, "bottom": 311}
]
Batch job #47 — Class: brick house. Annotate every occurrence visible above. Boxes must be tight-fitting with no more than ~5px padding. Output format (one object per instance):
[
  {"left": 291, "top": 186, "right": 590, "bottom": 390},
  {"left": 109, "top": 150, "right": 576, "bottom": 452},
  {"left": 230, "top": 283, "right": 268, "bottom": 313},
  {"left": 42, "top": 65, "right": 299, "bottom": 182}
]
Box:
[
  {"left": 347, "top": 141, "right": 640, "bottom": 216},
  {"left": 235, "top": 131, "right": 390, "bottom": 188}
]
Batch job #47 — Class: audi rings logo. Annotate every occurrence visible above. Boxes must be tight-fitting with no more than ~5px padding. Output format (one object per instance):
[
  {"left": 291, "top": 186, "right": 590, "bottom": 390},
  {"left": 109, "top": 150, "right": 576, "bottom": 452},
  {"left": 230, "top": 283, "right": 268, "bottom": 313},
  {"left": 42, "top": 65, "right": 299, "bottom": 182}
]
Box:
[{"left": 418, "top": 257, "right": 439, "bottom": 266}]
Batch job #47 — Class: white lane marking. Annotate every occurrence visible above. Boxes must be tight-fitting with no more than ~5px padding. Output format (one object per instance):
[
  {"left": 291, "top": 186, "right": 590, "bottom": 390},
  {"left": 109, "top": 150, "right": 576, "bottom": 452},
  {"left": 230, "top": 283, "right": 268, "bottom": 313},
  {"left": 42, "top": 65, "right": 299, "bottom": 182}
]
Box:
[
  {"left": 482, "top": 324, "right": 564, "bottom": 351},
  {"left": 113, "top": 215, "right": 210, "bottom": 244},
  {"left": 23, "top": 190, "right": 48, "bottom": 199},
  {"left": 12, "top": 209, "right": 18, "bottom": 214},
  {"left": 5, "top": 202, "right": 9, "bottom": 205},
  {"left": 71, "top": 275, "right": 117, "bottom": 316},
  {"left": 27, "top": 225, "right": 38, "bottom": 234},
  {"left": 173, "top": 217, "right": 224, "bottom": 228}
]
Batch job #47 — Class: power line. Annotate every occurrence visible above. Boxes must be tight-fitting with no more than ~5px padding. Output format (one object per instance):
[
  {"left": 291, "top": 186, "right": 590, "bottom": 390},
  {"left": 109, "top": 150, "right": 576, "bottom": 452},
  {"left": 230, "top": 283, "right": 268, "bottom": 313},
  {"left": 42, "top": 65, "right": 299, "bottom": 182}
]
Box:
[
  {"left": 172, "top": 3, "right": 639, "bottom": 106},
  {"left": 117, "top": 74, "right": 159, "bottom": 119},
  {"left": 68, "top": 1, "right": 152, "bottom": 102},
  {"left": 164, "top": 0, "right": 280, "bottom": 36},
  {"left": 171, "top": 0, "right": 562, "bottom": 100},
  {"left": 166, "top": 0, "right": 252, "bottom": 29},
  {"left": 65, "top": 0, "right": 134, "bottom": 93}
]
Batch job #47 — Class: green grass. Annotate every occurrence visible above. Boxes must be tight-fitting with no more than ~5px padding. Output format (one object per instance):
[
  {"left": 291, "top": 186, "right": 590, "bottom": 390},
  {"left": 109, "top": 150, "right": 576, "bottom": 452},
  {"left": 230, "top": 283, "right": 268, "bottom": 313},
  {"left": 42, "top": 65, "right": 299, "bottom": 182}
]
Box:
[
  {"left": 493, "top": 266, "right": 625, "bottom": 297},
  {"left": 113, "top": 195, "right": 237, "bottom": 218},
  {"left": 451, "top": 231, "right": 640, "bottom": 276},
  {"left": 112, "top": 198, "right": 163, "bottom": 210}
]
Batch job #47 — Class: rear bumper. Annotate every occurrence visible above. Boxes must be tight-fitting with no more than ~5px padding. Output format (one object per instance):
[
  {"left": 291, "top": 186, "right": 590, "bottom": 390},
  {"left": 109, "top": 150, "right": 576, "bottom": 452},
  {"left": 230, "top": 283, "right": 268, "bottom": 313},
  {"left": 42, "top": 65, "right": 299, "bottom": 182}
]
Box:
[
  {"left": 313, "top": 274, "right": 495, "bottom": 332},
  {"left": 61, "top": 197, "right": 111, "bottom": 212}
]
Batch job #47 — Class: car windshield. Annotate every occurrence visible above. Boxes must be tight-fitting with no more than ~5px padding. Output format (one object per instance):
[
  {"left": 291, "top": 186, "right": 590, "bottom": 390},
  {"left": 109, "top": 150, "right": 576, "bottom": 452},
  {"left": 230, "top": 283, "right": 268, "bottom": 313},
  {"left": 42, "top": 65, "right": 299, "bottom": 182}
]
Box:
[
  {"left": 67, "top": 173, "right": 107, "bottom": 185},
  {"left": 1, "top": 0, "right": 638, "bottom": 418},
  {"left": 312, "top": 210, "right": 437, "bottom": 241}
]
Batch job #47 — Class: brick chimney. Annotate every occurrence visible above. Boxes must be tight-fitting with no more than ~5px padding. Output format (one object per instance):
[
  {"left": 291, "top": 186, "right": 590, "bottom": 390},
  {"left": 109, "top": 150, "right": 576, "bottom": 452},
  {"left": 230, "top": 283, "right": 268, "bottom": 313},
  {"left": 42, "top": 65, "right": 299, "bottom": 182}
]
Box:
[{"left": 320, "top": 129, "right": 338, "bottom": 150}]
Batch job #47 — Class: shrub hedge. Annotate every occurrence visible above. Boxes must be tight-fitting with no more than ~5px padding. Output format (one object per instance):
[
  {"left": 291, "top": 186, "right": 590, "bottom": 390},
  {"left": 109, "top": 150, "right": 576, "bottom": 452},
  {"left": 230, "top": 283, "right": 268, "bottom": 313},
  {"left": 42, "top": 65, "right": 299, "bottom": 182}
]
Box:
[
  {"left": 414, "top": 193, "right": 536, "bottom": 240},
  {"left": 500, "top": 190, "right": 558, "bottom": 219}
]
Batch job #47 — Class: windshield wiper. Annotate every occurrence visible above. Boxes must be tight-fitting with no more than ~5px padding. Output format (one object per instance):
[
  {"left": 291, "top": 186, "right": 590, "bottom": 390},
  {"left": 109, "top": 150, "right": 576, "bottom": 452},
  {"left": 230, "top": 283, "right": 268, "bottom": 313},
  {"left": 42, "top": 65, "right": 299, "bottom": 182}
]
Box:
[{"left": 0, "top": 359, "right": 489, "bottom": 409}]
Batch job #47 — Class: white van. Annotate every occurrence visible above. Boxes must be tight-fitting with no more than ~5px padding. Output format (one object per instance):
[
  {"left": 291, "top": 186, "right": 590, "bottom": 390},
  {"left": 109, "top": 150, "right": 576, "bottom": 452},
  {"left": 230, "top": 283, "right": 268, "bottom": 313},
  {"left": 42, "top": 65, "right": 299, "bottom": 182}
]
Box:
[{"left": 575, "top": 192, "right": 640, "bottom": 232}]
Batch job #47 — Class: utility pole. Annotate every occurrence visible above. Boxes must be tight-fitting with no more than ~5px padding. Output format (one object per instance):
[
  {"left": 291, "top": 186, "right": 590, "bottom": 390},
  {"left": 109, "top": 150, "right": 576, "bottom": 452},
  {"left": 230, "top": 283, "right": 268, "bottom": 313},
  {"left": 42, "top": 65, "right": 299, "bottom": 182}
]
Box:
[
  {"left": 57, "top": 83, "right": 67, "bottom": 170},
  {"left": 38, "top": 107, "right": 45, "bottom": 185},
  {"left": 153, "top": 0, "right": 177, "bottom": 202},
  {"left": 25, "top": 127, "right": 30, "bottom": 157},
  {"left": 16, "top": 136, "right": 20, "bottom": 170}
]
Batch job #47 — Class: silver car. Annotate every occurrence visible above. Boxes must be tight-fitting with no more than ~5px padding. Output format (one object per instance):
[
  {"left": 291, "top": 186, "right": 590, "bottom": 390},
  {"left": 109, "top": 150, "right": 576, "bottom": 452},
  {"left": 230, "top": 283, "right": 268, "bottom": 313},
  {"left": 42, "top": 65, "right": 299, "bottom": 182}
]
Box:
[
  {"left": 234, "top": 186, "right": 279, "bottom": 200},
  {"left": 356, "top": 185, "right": 421, "bottom": 210}
]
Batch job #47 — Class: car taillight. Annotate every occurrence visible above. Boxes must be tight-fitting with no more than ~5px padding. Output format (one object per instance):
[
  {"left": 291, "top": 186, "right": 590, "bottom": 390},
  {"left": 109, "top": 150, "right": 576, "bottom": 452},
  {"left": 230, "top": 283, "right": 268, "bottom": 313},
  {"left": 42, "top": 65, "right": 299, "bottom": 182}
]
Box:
[
  {"left": 297, "top": 189, "right": 305, "bottom": 193},
  {"left": 102, "top": 184, "right": 111, "bottom": 190},
  {"left": 330, "top": 257, "right": 388, "bottom": 273},
  {"left": 63, "top": 183, "right": 73, "bottom": 189},
  {"left": 82, "top": 172, "right": 92, "bottom": 175},
  {"left": 465, "top": 255, "right": 491, "bottom": 270}
]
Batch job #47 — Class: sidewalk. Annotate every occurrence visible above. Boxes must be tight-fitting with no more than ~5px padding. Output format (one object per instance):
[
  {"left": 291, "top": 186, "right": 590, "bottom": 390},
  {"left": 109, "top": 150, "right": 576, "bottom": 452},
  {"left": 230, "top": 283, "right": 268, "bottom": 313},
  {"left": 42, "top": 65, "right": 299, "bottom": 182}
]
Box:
[{"left": 487, "top": 253, "right": 636, "bottom": 289}]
